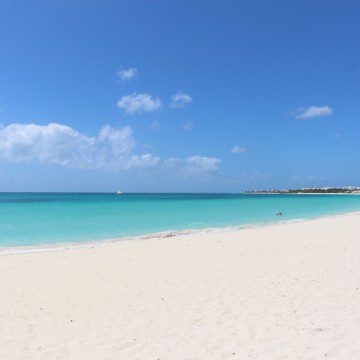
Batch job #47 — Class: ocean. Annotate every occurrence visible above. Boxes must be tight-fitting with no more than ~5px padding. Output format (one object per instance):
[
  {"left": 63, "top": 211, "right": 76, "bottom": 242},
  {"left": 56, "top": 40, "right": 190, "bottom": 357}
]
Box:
[{"left": 1, "top": 192, "right": 360, "bottom": 248}]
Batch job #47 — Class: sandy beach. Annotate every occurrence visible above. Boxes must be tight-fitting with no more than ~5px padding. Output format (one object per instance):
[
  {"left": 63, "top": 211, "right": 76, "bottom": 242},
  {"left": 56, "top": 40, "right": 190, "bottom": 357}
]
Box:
[{"left": 1, "top": 213, "right": 360, "bottom": 359}]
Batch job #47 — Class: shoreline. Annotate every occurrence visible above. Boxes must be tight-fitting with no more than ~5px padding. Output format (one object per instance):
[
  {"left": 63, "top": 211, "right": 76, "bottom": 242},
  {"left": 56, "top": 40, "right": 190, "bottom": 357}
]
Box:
[
  {"left": 1, "top": 209, "right": 360, "bottom": 256},
  {"left": 2, "top": 210, "right": 360, "bottom": 358}
]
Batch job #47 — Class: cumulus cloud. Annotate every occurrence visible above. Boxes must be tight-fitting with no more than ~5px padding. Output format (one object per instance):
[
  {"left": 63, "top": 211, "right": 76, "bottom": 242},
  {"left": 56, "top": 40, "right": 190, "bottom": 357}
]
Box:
[
  {"left": 230, "top": 145, "right": 246, "bottom": 154},
  {"left": 170, "top": 91, "right": 193, "bottom": 108},
  {"left": 0, "top": 123, "right": 159, "bottom": 170},
  {"left": 185, "top": 156, "right": 220, "bottom": 171},
  {"left": 164, "top": 155, "right": 221, "bottom": 178},
  {"left": 117, "top": 67, "right": 138, "bottom": 81},
  {"left": 295, "top": 106, "right": 333, "bottom": 119},
  {"left": 117, "top": 93, "right": 162, "bottom": 114}
]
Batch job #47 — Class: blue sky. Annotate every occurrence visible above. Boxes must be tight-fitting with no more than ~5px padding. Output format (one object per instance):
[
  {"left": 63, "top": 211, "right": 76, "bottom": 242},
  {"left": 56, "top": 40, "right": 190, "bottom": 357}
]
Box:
[{"left": 0, "top": 0, "right": 360, "bottom": 192}]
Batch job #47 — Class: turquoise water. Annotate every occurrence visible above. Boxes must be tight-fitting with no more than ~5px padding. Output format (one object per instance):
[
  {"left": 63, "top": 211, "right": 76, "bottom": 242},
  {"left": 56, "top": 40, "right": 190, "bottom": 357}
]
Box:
[{"left": 1, "top": 193, "right": 360, "bottom": 247}]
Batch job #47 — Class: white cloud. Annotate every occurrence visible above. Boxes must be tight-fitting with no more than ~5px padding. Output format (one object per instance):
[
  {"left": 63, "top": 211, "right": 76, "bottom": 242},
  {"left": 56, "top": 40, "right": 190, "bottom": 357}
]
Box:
[
  {"left": 117, "top": 67, "right": 138, "bottom": 81},
  {"left": 185, "top": 156, "right": 220, "bottom": 171},
  {"left": 180, "top": 121, "right": 193, "bottom": 130},
  {"left": 117, "top": 93, "right": 162, "bottom": 114},
  {"left": 295, "top": 106, "right": 333, "bottom": 119},
  {"left": 163, "top": 157, "right": 181, "bottom": 168},
  {"left": 230, "top": 145, "right": 246, "bottom": 154},
  {"left": 164, "top": 155, "right": 221, "bottom": 178},
  {"left": 170, "top": 91, "right": 193, "bottom": 108},
  {"left": 0, "top": 123, "right": 159, "bottom": 170}
]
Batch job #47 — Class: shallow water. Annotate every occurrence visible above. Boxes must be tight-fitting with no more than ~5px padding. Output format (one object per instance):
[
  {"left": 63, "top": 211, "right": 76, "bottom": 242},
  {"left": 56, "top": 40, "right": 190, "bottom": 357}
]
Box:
[{"left": 1, "top": 193, "right": 360, "bottom": 247}]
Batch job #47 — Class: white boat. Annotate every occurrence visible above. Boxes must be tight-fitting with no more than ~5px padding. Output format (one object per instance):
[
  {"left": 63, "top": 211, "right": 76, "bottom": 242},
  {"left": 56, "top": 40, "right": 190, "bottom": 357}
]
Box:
[{"left": 117, "top": 191, "right": 123, "bottom": 195}]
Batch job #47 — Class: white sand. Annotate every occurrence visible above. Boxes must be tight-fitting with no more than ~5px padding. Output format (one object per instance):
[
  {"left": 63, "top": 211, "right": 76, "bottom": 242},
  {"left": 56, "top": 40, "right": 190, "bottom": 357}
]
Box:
[{"left": 1, "top": 213, "right": 360, "bottom": 359}]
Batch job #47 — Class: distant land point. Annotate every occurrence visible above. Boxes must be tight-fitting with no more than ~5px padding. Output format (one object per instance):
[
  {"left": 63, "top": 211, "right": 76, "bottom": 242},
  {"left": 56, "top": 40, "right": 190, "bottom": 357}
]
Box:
[{"left": 246, "top": 187, "right": 360, "bottom": 194}]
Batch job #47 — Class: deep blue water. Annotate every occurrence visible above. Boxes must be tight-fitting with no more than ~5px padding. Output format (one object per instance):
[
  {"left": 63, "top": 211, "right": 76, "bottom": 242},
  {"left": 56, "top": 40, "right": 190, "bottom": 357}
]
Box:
[{"left": 1, "top": 193, "right": 360, "bottom": 247}]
